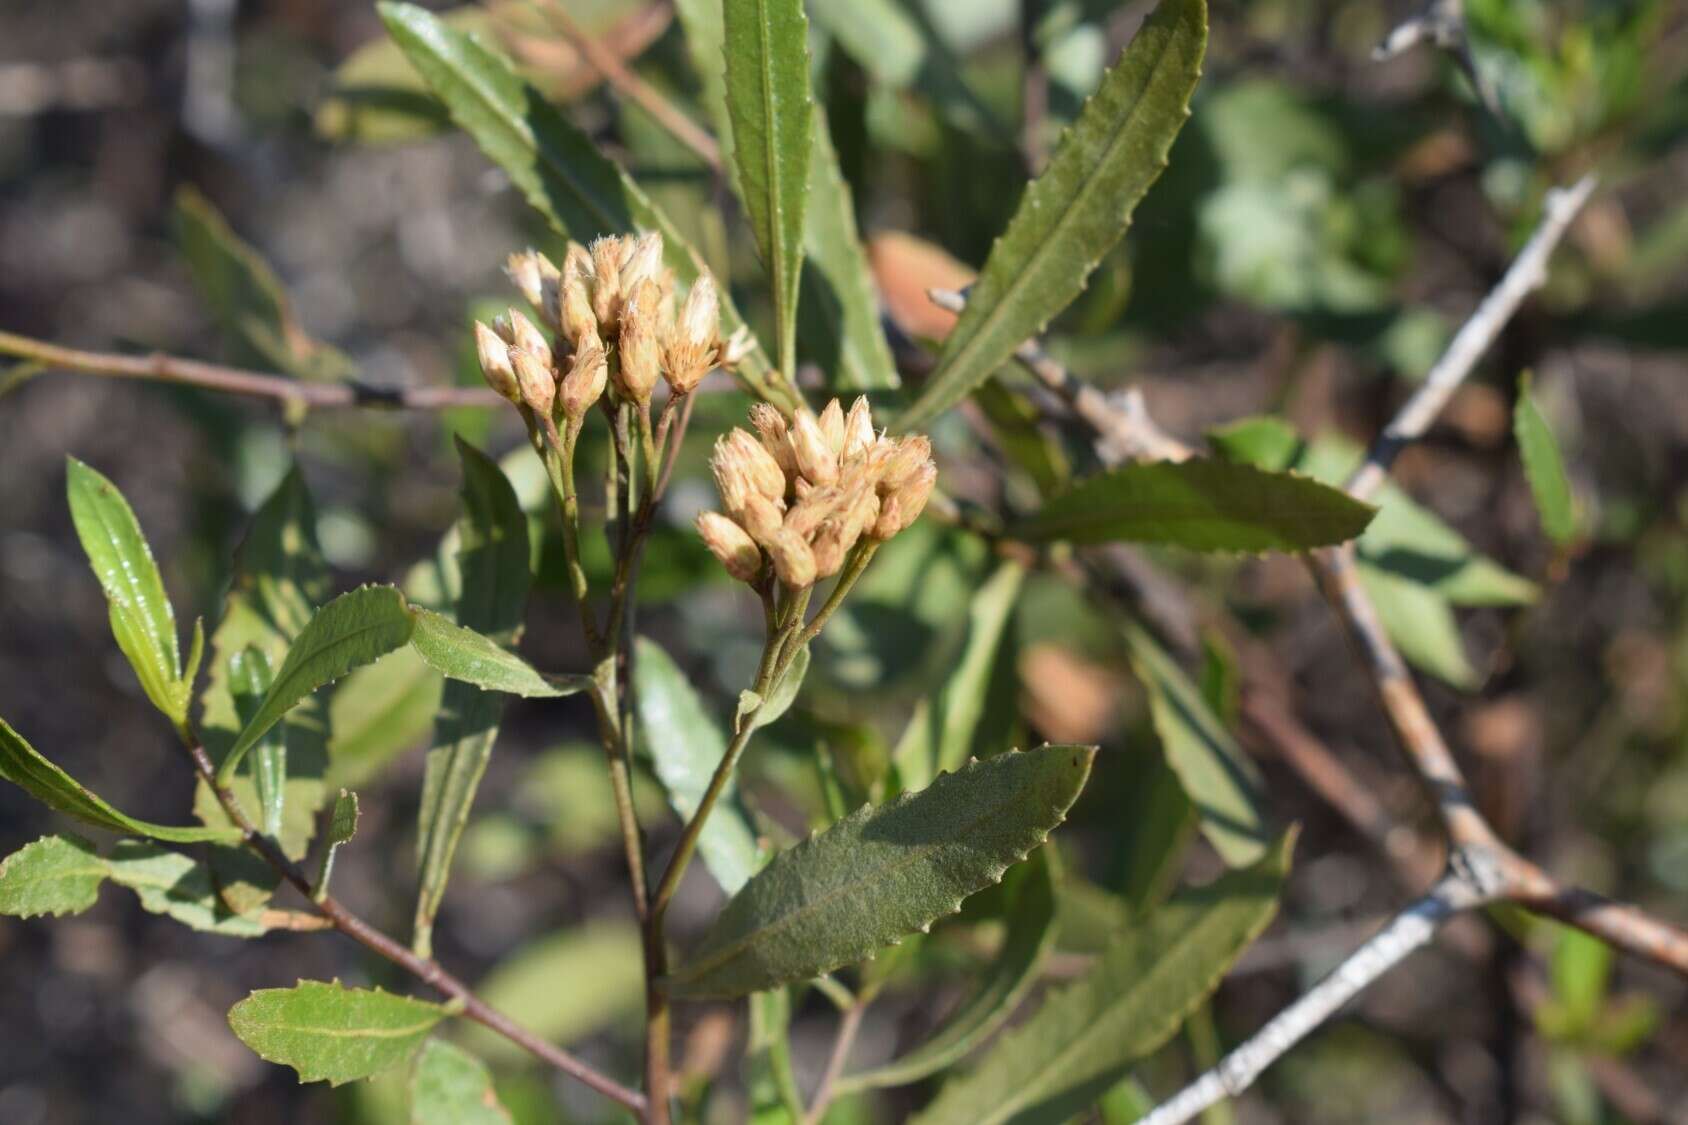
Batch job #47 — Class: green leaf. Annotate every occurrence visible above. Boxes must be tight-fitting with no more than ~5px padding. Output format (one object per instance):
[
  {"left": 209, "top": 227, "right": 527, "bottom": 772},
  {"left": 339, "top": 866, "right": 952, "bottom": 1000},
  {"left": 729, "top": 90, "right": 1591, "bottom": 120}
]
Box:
[
  {"left": 66, "top": 457, "right": 187, "bottom": 726},
  {"left": 413, "top": 442, "right": 534, "bottom": 956},
  {"left": 220, "top": 586, "right": 417, "bottom": 785},
  {"left": 315, "top": 789, "right": 360, "bottom": 899},
  {"left": 741, "top": 644, "right": 810, "bottom": 733},
  {"left": 228, "top": 980, "right": 447, "bottom": 1086},
  {"left": 327, "top": 648, "right": 443, "bottom": 791},
  {"left": 1014, "top": 460, "right": 1375, "bottom": 554},
  {"left": 230, "top": 646, "right": 287, "bottom": 839},
  {"left": 409, "top": 1039, "right": 511, "bottom": 1125},
  {"left": 665, "top": 744, "right": 1096, "bottom": 998},
  {"left": 1123, "top": 622, "right": 1271, "bottom": 867},
  {"left": 408, "top": 610, "right": 575, "bottom": 698},
  {"left": 197, "top": 468, "right": 333, "bottom": 859},
  {"left": 377, "top": 1, "right": 794, "bottom": 409},
  {"left": 0, "top": 716, "right": 241, "bottom": 844},
  {"left": 1515, "top": 372, "right": 1576, "bottom": 544},
  {"left": 911, "top": 832, "right": 1295, "bottom": 1125},
  {"left": 174, "top": 186, "right": 353, "bottom": 381},
  {"left": 105, "top": 841, "right": 267, "bottom": 936},
  {"left": 746, "top": 988, "right": 805, "bottom": 1121},
  {"left": 894, "top": 560, "right": 1026, "bottom": 790},
  {"left": 1357, "top": 563, "right": 1477, "bottom": 690},
  {"left": 723, "top": 0, "right": 813, "bottom": 377},
  {"left": 0, "top": 834, "right": 107, "bottom": 918},
  {"left": 799, "top": 107, "right": 899, "bottom": 391},
  {"left": 636, "top": 638, "right": 766, "bottom": 895},
  {"left": 840, "top": 847, "right": 1058, "bottom": 1091},
  {"left": 896, "top": 0, "right": 1207, "bottom": 429},
  {"left": 464, "top": 920, "right": 645, "bottom": 1062}
]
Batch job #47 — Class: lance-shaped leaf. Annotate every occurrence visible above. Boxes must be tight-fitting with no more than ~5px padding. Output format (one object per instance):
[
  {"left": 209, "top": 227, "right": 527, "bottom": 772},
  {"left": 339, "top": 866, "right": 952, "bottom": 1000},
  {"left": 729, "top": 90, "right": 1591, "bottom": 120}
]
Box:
[
  {"left": 1515, "top": 371, "right": 1576, "bottom": 545},
  {"left": 228, "top": 980, "right": 448, "bottom": 1086},
  {"left": 840, "top": 846, "right": 1058, "bottom": 1091},
  {"left": 911, "top": 832, "right": 1295, "bottom": 1125},
  {"left": 413, "top": 441, "right": 533, "bottom": 957},
  {"left": 665, "top": 744, "right": 1096, "bottom": 998},
  {"left": 897, "top": 0, "right": 1207, "bottom": 430},
  {"left": 410, "top": 1039, "right": 511, "bottom": 1125},
  {"left": 377, "top": 1, "right": 795, "bottom": 409},
  {"left": 737, "top": 643, "right": 810, "bottom": 734},
  {"left": 0, "top": 834, "right": 108, "bottom": 918},
  {"left": 197, "top": 467, "right": 333, "bottom": 859},
  {"left": 219, "top": 586, "right": 417, "bottom": 784},
  {"left": 723, "top": 0, "right": 813, "bottom": 376},
  {"left": 326, "top": 648, "right": 443, "bottom": 791},
  {"left": 66, "top": 457, "right": 190, "bottom": 726},
  {"left": 1123, "top": 622, "right": 1270, "bottom": 867},
  {"left": 895, "top": 560, "right": 1025, "bottom": 791},
  {"left": 0, "top": 717, "right": 241, "bottom": 844},
  {"left": 635, "top": 638, "right": 764, "bottom": 895},
  {"left": 230, "top": 646, "right": 287, "bottom": 839},
  {"left": 1013, "top": 460, "right": 1376, "bottom": 554},
  {"left": 314, "top": 789, "right": 360, "bottom": 900},
  {"left": 409, "top": 609, "right": 579, "bottom": 698},
  {"left": 105, "top": 841, "right": 267, "bottom": 936}
]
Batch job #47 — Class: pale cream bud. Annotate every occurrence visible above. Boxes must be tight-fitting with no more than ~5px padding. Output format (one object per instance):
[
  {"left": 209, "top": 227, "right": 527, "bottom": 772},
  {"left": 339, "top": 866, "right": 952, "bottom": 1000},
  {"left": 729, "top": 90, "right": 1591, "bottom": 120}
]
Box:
[
  {"left": 615, "top": 279, "right": 663, "bottom": 403},
  {"left": 818, "top": 398, "right": 846, "bottom": 456},
  {"left": 559, "top": 269, "right": 598, "bottom": 347},
  {"left": 736, "top": 493, "right": 785, "bottom": 544},
  {"left": 506, "top": 308, "right": 553, "bottom": 370},
  {"left": 663, "top": 275, "right": 720, "bottom": 394},
  {"left": 618, "top": 232, "right": 664, "bottom": 294},
  {"left": 505, "top": 250, "right": 561, "bottom": 327},
  {"left": 842, "top": 396, "right": 876, "bottom": 462},
  {"left": 877, "top": 435, "right": 933, "bottom": 494},
  {"left": 590, "top": 237, "right": 625, "bottom": 332},
  {"left": 710, "top": 433, "right": 753, "bottom": 512},
  {"left": 474, "top": 321, "right": 521, "bottom": 404},
  {"left": 721, "top": 325, "right": 755, "bottom": 368},
  {"left": 789, "top": 409, "right": 839, "bottom": 485},
  {"left": 510, "top": 347, "right": 555, "bottom": 418},
  {"left": 489, "top": 311, "right": 515, "bottom": 344},
  {"left": 784, "top": 483, "right": 844, "bottom": 539},
  {"left": 749, "top": 402, "right": 798, "bottom": 479},
  {"left": 722, "top": 429, "right": 786, "bottom": 501},
  {"left": 697, "top": 511, "right": 762, "bottom": 582},
  {"left": 767, "top": 528, "right": 817, "bottom": 589},
  {"left": 810, "top": 519, "right": 856, "bottom": 579},
  {"left": 560, "top": 334, "right": 608, "bottom": 419},
  {"left": 873, "top": 460, "right": 936, "bottom": 539}
]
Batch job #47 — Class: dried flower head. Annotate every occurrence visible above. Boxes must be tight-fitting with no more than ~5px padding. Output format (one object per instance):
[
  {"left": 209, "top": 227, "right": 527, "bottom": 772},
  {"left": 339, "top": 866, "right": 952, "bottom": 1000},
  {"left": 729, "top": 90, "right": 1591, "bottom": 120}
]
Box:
[{"left": 664, "top": 275, "right": 720, "bottom": 395}]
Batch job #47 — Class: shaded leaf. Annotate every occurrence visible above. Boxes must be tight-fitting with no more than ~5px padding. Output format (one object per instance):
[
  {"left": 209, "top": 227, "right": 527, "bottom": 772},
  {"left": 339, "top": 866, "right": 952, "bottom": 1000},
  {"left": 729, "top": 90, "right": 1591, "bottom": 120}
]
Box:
[
  {"left": 742, "top": 643, "right": 810, "bottom": 733},
  {"left": 1123, "top": 622, "right": 1270, "bottom": 867},
  {"left": 746, "top": 987, "right": 804, "bottom": 1121},
  {"left": 66, "top": 457, "right": 186, "bottom": 726},
  {"left": 409, "top": 1038, "right": 511, "bottom": 1125},
  {"left": 911, "top": 833, "right": 1294, "bottom": 1125},
  {"left": 0, "top": 716, "right": 241, "bottom": 844},
  {"left": 1014, "top": 460, "right": 1375, "bottom": 554},
  {"left": 327, "top": 648, "right": 443, "bottom": 790},
  {"left": 840, "top": 847, "right": 1057, "bottom": 1091},
  {"left": 464, "top": 920, "right": 645, "bottom": 1061},
  {"left": 105, "top": 841, "right": 267, "bottom": 936},
  {"left": 897, "top": 0, "right": 1207, "bottom": 429},
  {"left": 229, "top": 980, "right": 447, "bottom": 1086},
  {"left": 1357, "top": 563, "right": 1477, "bottom": 689},
  {"left": 230, "top": 645, "right": 286, "bottom": 839},
  {"left": 1515, "top": 371, "right": 1576, "bottom": 544},
  {"left": 315, "top": 789, "right": 360, "bottom": 899},
  {"left": 0, "top": 834, "right": 107, "bottom": 918},
  {"left": 665, "top": 744, "right": 1096, "bottom": 998},
  {"left": 635, "top": 638, "right": 766, "bottom": 896}
]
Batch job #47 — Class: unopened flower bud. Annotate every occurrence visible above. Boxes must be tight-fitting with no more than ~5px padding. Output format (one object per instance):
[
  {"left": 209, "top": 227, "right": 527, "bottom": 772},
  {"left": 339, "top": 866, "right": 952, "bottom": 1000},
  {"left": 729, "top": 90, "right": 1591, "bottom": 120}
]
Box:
[
  {"left": 590, "top": 237, "right": 624, "bottom": 332},
  {"left": 749, "top": 403, "right": 798, "bottom": 479},
  {"left": 510, "top": 347, "right": 556, "bottom": 418},
  {"left": 818, "top": 398, "right": 846, "bottom": 456},
  {"left": 842, "top": 396, "right": 876, "bottom": 462},
  {"left": 664, "top": 275, "right": 720, "bottom": 394},
  {"left": 873, "top": 460, "right": 936, "bottom": 539},
  {"left": 767, "top": 528, "right": 817, "bottom": 589},
  {"left": 560, "top": 334, "right": 608, "bottom": 419},
  {"left": 790, "top": 409, "right": 839, "bottom": 485},
  {"left": 505, "top": 250, "right": 561, "bottom": 327},
  {"left": 559, "top": 267, "right": 597, "bottom": 347},
  {"left": 810, "top": 520, "right": 856, "bottom": 579},
  {"left": 720, "top": 325, "right": 755, "bottom": 368},
  {"left": 877, "top": 435, "right": 933, "bottom": 493},
  {"left": 506, "top": 308, "right": 552, "bottom": 370},
  {"left": 784, "top": 483, "right": 843, "bottom": 539},
  {"left": 722, "top": 429, "right": 786, "bottom": 501},
  {"left": 697, "top": 511, "right": 762, "bottom": 582},
  {"left": 737, "top": 493, "right": 785, "bottom": 544},
  {"left": 474, "top": 321, "right": 521, "bottom": 403},
  {"left": 615, "top": 279, "right": 663, "bottom": 403},
  {"left": 490, "top": 311, "right": 515, "bottom": 344},
  {"left": 619, "top": 232, "right": 664, "bottom": 294}
]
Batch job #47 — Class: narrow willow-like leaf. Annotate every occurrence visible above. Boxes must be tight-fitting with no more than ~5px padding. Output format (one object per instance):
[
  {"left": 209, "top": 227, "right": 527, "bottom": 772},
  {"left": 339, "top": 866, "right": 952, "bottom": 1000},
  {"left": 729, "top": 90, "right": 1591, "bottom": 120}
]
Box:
[
  {"left": 897, "top": 0, "right": 1207, "bottom": 429},
  {"left": 666, "top": 745, "right": 1096, "bottom": 998},
  {"left": 895, "top": 560, "right": 1025, "bottom": 790},
  {"left": 0, "top": 834, "right": 107, "bottom": 918},
  {"left": 105, "top": 841, "right": 266, "bottom": 936},
  {"left": 409, "top": 610, "right": 575, "bottom": 698},
  {"left": 740, "top": 643, "right": 810, "bottom": 733},
  {"left": 414, "top": 441, "right": 533, "bottom": 957},
  {"left": 66, "top": 457, "right": 186, "bottom": 725},
  {"left": 841, "top": 847, "right": 1057, "bottom": 1091},
  {"left": 912, "top": 833, "right": 1295, "bottom": 1125},
  {"left": 0, "top": 717, "right": 241, "bottom": 843},
  {"left": 315, "top": 789, "right": 360, "bottom": 899},
  {"left": 197, "top": 468, "right": 332, "bottom": 859},
  {"left": 1013, "top": 460, "right": 1375, "bottom": 554},
  {"left": 326, "top": 648, "right": 443, "bottom": 790},
  {"left": 1124, "top": 621, "right": 1270, "bottom": 867},
  {"left": 410, "top": 1038, "right": 511, "bottom": 1125},
  {"left": 723, "top": 0, "right": 813, "bottom": 377},
  {"left": 1515, "top": 372, "right": 1576, "bottom": 544},
  {"left": 230, "top": 645, "right": 286, "bottom": 839},
  {"left": 229, "top": 980, "right": 447, "bottom": 1086},
  {"left": 377, "top": 1, "right": 794, "bottom": 408},
  {"left": 221, "top": 586, "right": 417, "bottom": 783},
  {"left": 635, "top": 639, "right": 765, "bottom": 895}
]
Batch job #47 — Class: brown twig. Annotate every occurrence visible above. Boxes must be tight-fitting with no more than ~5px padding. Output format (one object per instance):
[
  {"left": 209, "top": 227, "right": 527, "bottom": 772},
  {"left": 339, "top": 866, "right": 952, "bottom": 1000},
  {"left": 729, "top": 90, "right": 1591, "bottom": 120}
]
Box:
[
  {"left": 805, "top": 1000, "right": 867, "bottom": 1125},
  {"left": 0, "top": 329, "right": 505, "bottom": 410}
]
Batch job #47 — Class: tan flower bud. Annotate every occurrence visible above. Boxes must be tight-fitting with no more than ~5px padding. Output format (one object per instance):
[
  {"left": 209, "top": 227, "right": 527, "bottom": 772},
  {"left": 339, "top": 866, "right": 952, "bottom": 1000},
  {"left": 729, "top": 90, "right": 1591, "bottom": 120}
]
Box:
[
  {"left": 877, "top": 435, "right": 933, "bottom": 494},
  {"left": 749, "top": 402, "right": 798, "bottom": 479},
  {"left": 872, "top": 460, "right": 936, "bottom": 539},
  {"left": 810, "top": 519, "right": 857, "bottom": 579},
  {"left": 506, "top": 307, "right": 553, "bottom": 369},
  {"left": 721, "top": 429, "right": 785, "bottom": 501},
  {"left": 842, "top": 480, "right": 880, "bottom": 541},
  {"left": 842, "top": 395, "right": 876, "bottom": 462},
  {"left": 615, "top": 279, "right": 663, "bottom": 403},
  {"left": 489, "top": 311, "right": 515, "bottom": 344},
  {"left": 559, "top": 267, "right": 598, "bottom": 347},
  {"left": 767, "top": 528, "right": 817, "bottom": 589},
  {"left": 784, "top": 483, "right": 844, "bottom": 539},
  {"left": 505, "top": 250, "right": 561, "bottom": 327},
  {"left": 720, "top": 325, "right": 755, "bottom": 368},
  {"left": 474, "top": 321, "right": 521, "bottom": 404},
  {"left": 589, "top": 237, "right": 624, "bottom": 332},
  {"left": 618, "top": 232, "right": 664, "bottom": 294},
  {"left": 697, "top": 511, "right": 762, "bottom": 582},
  {"left": 736, "top": 492, "right": 785, "bottom": 544},
  {"left": 559, "top": 333, "right": 608, "bottom": 419},
  {"left": 510, "top": 347, "right": 556, "bottom": 418},
  {"left": 818, "top": 398, "right": 846, "bottom": 456},
  {"left": 663, "top": 274, "right": 720, "bottom": 394},
  {"left": 790, "top": 408, "right": 839, "bottom": 485}
]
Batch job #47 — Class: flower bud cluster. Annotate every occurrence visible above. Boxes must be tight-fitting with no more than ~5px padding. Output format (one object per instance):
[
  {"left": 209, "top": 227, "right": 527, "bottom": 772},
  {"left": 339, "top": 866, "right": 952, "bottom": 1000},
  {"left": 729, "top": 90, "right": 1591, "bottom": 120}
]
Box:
[
  {"left": 696, "top": 397, "right": 937, "bottom": 589},
  {"left": 473, "top": 232, "right": 726, "bottom": 423}
]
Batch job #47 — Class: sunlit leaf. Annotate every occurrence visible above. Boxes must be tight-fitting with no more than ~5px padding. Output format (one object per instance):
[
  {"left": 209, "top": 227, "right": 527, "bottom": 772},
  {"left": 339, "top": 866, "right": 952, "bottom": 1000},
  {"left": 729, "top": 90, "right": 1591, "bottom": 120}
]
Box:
[
  {"left": 409, "top": 1038, "right": 511, "bottom": 1125},
  {"left": 228, "top": 980, "right": 447, "bottom": 1086},
  {"left": 0, "top": 834, "right": 107, "bottom": 918}
]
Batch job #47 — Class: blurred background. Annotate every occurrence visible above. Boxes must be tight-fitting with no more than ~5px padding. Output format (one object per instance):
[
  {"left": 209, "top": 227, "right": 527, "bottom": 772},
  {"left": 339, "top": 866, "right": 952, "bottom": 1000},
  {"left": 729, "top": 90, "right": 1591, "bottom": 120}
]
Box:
[{"left": 2, "top": 0, "right": 1687, "bottom": 1121}]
